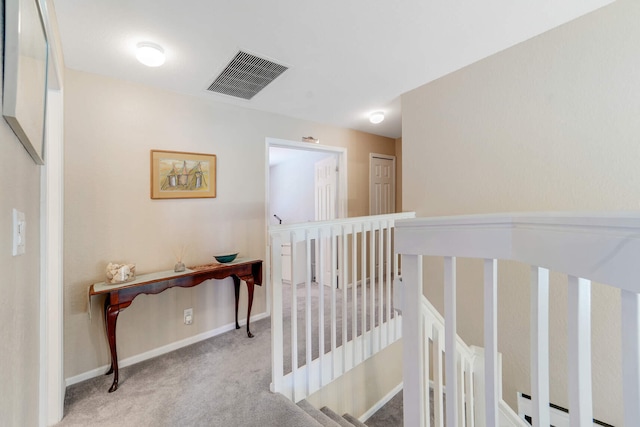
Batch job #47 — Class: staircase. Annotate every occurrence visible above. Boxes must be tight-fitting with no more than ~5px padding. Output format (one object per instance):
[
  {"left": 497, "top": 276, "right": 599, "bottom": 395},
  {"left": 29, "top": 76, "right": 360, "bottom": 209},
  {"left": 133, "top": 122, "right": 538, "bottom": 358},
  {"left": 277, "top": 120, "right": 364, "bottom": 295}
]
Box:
[
  {"left": 396, "top": 212, "right": 640, "bottom": 426},
  {"left": 297, "top": 399, "right": 378, "bottom": 426}
]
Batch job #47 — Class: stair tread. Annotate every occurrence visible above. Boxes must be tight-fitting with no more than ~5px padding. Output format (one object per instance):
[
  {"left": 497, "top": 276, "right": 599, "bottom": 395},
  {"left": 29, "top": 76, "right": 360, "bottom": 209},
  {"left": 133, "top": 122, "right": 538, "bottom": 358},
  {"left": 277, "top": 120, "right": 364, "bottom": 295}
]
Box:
[
  {"left": 320, "top": 406, "right": 356, "bottom": 427},
  {"left": 342, "top": 413, "right": 367, "bottom": 427},
  {"left": 298, "top": 400, "right": 341, "bottom": 427}
]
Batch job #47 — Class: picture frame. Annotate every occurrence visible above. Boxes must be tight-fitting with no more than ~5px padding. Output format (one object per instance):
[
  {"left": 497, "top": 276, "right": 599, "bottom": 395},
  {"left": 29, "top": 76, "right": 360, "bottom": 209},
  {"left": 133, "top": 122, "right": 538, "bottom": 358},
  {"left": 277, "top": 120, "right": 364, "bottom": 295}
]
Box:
[
  {"left": 2, "top": 0, "right": 49, "bottom": 165},
  {"left": 150, "top": 150, "right": 217, "bottom": 199}
]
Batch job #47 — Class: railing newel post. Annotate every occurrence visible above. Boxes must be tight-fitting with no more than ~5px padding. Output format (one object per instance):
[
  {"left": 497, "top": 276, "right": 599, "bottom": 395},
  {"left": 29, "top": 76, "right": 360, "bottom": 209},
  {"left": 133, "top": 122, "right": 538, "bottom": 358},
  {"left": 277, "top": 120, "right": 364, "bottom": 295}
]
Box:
[{"left": 402, "top": 254, "right": 425, "bottom": 426}]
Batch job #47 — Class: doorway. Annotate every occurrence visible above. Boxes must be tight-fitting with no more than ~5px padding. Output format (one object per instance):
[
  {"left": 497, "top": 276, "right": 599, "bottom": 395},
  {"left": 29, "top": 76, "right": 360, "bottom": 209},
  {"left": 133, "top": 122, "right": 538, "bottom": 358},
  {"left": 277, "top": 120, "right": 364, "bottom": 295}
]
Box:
[
  {"left": 369, "top": 153, "right": 396, "bottom": 215},
  {"left": 266, "top": 138, "right": 347, "bottom": 225},
  {"left": 265, "top": 138, "right": 347, "bottom": 300}
]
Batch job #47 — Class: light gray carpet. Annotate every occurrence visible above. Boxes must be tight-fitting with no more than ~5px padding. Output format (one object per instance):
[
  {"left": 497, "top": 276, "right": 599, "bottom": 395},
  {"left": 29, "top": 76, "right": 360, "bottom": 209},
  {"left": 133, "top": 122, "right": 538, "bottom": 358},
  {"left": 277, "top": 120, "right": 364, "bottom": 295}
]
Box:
[
  {"left": 59, "top": 281, "right": 403, "bottom": 427},
  {"left": 365, "top": 389, "right": 440, "bottom": 427},
  {"left": 58, "top": 317, "right": 321, "bottom": 427},
  {"left": 365, "top": 390, "right": 404, "bottom": 427}
]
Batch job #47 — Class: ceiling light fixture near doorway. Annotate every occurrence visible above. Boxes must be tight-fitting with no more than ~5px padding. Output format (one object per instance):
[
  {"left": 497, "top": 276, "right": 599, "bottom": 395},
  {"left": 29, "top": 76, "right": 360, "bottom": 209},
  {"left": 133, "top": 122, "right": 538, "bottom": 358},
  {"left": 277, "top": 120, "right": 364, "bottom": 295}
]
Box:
[
  {"left": 369, "top": 111, "right": 385, "bottom": 124},
  {"left": 136, "top": 42, "right": 165, "bottom": 67}
]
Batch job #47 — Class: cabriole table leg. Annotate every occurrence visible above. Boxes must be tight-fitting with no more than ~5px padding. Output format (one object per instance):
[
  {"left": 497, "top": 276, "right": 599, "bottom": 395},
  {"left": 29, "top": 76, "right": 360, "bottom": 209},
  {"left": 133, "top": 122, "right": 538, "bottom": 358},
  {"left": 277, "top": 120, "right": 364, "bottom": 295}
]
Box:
[{"left": 105, "top": 304, "right": 121, "bottom": 392}]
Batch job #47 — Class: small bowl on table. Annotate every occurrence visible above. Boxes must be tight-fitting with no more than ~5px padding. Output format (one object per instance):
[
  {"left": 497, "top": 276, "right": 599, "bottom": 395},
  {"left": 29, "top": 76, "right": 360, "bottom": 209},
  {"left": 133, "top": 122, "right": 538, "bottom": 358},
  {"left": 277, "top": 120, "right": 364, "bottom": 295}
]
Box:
[{"left": 214, "top": 253, "right": 238, "bottom": 263}]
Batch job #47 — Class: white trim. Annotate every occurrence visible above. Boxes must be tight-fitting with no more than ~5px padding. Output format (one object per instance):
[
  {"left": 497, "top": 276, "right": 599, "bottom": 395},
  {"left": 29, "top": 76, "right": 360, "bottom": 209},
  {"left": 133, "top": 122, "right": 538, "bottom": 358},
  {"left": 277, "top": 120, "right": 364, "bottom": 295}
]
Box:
[
  {"left": 395, "top": 212, "right": 640, "bottom": 293},
  {"left": 65, "top": 312, "right": 268, "bottom": 387},
  {"left": 39, "top": 89, "right": 64, "bottom": 425},
  {"left": 266, "top": 138, "right": 348, "bottom": 220},
  {"left": 500, "top": 400, "right": 529, "bottom": 427},
  {"left": 516, "top": 392, "right": 603, "bottom": 427},
  {"left": 264, "top": 138, "right": 348, "bottom": 318},
  {"left": 38, "top": 2, "right": 65, "bottom": 424},
  {"left": 368, "top": 153, "right": 396, "bottom": 215},
  {"left": 360, "top": 382, "right": 403, "bottom": 422}
]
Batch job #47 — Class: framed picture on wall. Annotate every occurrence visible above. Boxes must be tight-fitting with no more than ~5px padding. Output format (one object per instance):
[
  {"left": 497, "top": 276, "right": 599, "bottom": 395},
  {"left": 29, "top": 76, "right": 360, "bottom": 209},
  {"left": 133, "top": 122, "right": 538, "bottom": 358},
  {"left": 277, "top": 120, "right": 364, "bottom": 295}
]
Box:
[
  {"left": 150, "top": 150, "right": 217, "bottom": 199},
  {"left": 2, "top": 0, "right": 49, "bottom": 165}
]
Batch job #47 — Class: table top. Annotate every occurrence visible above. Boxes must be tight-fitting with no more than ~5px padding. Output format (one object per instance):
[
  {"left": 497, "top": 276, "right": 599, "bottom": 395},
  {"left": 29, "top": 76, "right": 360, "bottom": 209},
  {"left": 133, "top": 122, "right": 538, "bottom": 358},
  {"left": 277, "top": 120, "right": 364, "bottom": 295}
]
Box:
[{"left": 90, "top": 258, "right": 262, "bottom": 295}]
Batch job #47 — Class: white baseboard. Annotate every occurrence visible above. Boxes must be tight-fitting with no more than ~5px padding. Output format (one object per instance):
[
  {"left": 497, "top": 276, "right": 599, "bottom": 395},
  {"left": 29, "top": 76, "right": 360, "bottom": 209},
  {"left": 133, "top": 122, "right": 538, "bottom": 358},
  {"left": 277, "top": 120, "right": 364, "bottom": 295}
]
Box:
[
  {"left": 65, "top": 312, "right": 269, "bottom": 387},
  {"left": 359, "top": 382, "right": 403, "bottom": 422},
  {"left": 500, "top": 399, "right": 529, "bottom": 427},
  {"left": 516, "top": 392, "right": 609, "bottom": 427}
]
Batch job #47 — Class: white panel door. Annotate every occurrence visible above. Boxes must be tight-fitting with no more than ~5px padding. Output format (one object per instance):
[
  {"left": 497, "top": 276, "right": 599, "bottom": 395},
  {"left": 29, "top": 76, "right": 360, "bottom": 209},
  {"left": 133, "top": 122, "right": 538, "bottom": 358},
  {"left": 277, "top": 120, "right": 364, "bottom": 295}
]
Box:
[
  {"left": 370, "top": 154, "right": 396, "bottom": 277},
  {"left": 315, "top": 156, "right": 338, "bottom": 285},
  {"left": 315, "top": 156, "right": 338, "bottom": 221},
  {"left": 369, "top": 155, "right": 395, "bottom": 215}
]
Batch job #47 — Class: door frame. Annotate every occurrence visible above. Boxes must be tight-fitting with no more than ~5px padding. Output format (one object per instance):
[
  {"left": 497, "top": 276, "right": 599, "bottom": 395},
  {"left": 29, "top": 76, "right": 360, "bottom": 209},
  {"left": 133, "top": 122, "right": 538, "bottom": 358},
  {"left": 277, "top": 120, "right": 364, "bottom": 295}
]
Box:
[
  {"left": 40, "top": 6, "right": 66, "bottom": 423},
  {"left": 266, "top": 138, "right": 347, "bottom": 224},
  {"left": 369, "top": 153, "right": 396, "bottom": 215},
  {"left": 264, "top": 138, "right": 348, "bottom": 315}
]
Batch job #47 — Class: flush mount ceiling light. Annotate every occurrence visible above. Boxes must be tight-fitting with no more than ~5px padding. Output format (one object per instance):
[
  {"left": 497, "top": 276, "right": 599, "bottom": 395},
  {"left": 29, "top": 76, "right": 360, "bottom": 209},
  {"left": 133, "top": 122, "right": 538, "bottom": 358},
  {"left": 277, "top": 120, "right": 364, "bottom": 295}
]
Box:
[
  {"left": 369, "top": 111, "right": 385, "bottom": 124},
  {"left": 136, "top": 42, "right": 165, "bottom": 67}
]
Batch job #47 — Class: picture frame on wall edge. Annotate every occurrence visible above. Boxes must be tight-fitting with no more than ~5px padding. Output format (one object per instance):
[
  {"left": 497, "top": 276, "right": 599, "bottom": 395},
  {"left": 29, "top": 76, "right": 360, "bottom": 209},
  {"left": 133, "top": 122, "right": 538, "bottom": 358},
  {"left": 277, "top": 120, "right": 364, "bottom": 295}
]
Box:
[{"left": 2, "top": 0, "right": 49, "bottom": 165}]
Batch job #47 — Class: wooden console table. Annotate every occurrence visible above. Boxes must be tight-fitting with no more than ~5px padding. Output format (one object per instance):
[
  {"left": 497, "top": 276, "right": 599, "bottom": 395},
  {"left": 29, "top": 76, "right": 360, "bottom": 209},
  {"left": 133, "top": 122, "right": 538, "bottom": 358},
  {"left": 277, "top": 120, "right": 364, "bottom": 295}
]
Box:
[{"left": 88, "top": 258, "right": 262, "bottom": 392}]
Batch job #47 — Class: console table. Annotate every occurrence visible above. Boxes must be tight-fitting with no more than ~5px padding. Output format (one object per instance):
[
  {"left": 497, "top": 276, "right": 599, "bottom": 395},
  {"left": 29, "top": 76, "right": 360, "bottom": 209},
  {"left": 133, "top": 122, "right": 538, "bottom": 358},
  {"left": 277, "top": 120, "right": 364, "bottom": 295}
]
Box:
[{"left": 89, "top": 258, "right": 262, "bottom": 392}]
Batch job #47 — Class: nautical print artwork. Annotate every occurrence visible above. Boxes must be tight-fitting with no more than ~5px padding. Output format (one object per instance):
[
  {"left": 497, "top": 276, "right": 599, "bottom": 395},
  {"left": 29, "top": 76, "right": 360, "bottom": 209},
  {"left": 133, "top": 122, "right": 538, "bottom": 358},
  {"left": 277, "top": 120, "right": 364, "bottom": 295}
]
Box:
[
  {"left": 151, "top": 150, "right": 216, "bottom": 199},
  {"left": 160, "top": 159, "right": 209, "bottom": 191}
]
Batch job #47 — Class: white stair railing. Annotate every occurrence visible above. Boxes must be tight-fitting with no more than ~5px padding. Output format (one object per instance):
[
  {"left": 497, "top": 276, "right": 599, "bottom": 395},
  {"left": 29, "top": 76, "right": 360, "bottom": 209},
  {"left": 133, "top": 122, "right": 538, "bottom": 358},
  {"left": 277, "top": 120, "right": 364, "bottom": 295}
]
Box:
[
  {"left": 420, "top": 291, "right": 479, "bottom": 427},
  {"left": 396, "top": 212, "right": 640, "bottom": 427},
  {"left": 269, "top": 212, "right": 415, "bottom": 402}
]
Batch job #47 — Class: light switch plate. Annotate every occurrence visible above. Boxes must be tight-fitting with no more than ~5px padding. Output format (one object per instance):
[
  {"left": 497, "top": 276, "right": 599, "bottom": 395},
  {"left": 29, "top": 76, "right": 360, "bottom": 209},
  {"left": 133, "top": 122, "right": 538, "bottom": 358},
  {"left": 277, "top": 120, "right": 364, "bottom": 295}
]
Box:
[{"left": 13, "top": 209, "right": 25, "bottom": 256}]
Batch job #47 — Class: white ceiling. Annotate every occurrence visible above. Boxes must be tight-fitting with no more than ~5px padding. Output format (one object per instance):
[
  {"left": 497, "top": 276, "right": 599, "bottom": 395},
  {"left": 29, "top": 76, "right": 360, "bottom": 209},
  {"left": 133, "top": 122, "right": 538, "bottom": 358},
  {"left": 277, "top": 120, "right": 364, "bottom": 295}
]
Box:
[{"left": 53, "top": 0, "right": 613, "bottom": 139}]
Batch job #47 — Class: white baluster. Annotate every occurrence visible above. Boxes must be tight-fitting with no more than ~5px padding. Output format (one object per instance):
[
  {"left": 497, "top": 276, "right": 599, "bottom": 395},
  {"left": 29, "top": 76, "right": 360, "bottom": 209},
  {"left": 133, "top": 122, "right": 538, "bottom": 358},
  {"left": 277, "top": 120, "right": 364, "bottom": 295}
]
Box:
[
  {"left": 290, "top": 232, "right": 299, "bottom": 401},
  {"left": 402, "top": 255, "right": 425, "bottom": 427},
  {"left": 457, "top": 351, "right": 465, "bottom": 426},
  {"left": 394, "top": 251, "right": 401, "bottom": 340},
  {"left": 423, "top": 313, "right": 432, "bottom": 427},
  {"left": 342, "top": 226, "right": 349, "bottom": 372},
  {"left": 370, "top": 221, "right": 376, "bottom": 356},
  {"left": 484, "top": 259, "right": 498, "bottom": 427},
  {"left": 445, "top": 256, "right": 458, "bottom": 427},
  {"left": 305, "top": 231, "right": 313, "bottom": 395},
  {"left": 433, "top": 326, "right": 444, "bottom": 427},
  {"left": 318, "top": 228, "right": 325, "bottom": 386},
  {"left": 361, "top": 224, "right": 367, "bottom": 361},
  {"left": 567, "top": 276, "right": 592, "bottom": 426},
  {"left": 378, "top": 221, "right": 384, "bottom": 351},
  {"left": 621, "top": 290, "right": 640, "bottom": 425},
  {"left": 386, "top": 222, "right": 392, "bottom": 346},
  {"left": 465, "top": 358, "right": 475, "bottom": 427},
  {"left": 330, "top": 227, "right": 337, "bottom": 378},
  {"left": 530, "top": 266, "right": 550, "bottom": 427},
  {"left": 270, "top": 234, "right": 284, "bottom": 394},
  {"left": 352, "top": 224, "right": 358, "bottom": 367}
]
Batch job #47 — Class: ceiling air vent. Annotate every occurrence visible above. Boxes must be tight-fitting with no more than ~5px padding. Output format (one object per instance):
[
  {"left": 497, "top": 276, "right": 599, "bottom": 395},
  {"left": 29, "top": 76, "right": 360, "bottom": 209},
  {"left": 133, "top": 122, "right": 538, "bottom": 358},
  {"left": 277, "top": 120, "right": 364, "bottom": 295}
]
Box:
[{"left": 207, "top": 51, "right": 288, "bottom": 100}]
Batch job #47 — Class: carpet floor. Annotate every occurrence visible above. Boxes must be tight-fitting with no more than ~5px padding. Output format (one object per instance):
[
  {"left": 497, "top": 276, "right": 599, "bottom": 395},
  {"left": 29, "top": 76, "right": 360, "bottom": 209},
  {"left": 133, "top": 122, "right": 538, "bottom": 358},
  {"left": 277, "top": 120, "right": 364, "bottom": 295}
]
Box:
[
  {"left": 58, "top": 281, "right": 402, "bottom": 427},
  {"left": 57, "top": 317, "right": 321, "bottom": 427}
]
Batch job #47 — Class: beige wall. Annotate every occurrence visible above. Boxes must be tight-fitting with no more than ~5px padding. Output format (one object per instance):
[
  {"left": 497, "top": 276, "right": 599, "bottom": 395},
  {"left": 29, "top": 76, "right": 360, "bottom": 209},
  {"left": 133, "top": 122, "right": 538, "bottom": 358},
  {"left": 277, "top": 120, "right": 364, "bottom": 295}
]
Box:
[
  {"left": 342, "top": 132, "right": 397, "bottom": 217},
  {"left": 402, "top": 1, "right": 638, "bottom": 425},
  {"left": 307, "top": 340, "right": 402, "bottom": 419},
  {"left": 395, "top": 137, "right": 402, "bottom": 212},
  {"left": 63, "top": 69, "right": 396, "bottom": 383},
  {"left": 0, "top": 3, "right": 42, "bottom": 425}
]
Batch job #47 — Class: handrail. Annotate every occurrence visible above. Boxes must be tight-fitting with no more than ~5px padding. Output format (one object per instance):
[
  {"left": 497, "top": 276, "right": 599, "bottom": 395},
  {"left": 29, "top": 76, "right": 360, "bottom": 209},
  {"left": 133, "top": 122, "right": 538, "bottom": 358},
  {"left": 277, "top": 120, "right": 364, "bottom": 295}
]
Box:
[
  {"left": 395, "top": 212, "right": 640, "bottom": 292},
  {"left": 396, "top": 212, "right": 640, "bottom": 426}
]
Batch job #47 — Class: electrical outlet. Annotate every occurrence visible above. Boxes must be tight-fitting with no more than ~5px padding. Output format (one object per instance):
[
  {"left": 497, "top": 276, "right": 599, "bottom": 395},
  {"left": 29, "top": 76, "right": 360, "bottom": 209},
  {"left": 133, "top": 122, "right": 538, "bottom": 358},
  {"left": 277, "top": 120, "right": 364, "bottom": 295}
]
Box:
[
  {"left": 184, "top": 308, "right": 193, "bottom": 325},
  {"left": 12, "top": 209, "right": 25, "bottom": 256}
]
